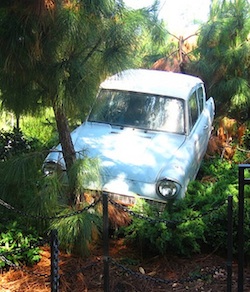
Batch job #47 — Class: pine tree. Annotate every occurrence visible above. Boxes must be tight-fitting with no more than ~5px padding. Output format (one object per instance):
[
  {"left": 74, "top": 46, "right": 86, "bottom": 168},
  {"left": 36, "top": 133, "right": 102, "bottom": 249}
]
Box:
[
  {"left": 190, "top": 0, "right": 250, "bottom": 120},
  {"left": 0, "top": 0, "right": 164, "bottom": 203}
]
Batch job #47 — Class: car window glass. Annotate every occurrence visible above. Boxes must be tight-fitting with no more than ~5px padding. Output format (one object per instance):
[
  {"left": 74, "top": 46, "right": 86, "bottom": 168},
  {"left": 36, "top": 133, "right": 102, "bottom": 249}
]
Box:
[
  {"left": 197, "top": 87, "right": 204, "bottom": 113},
  {"left": 88, "top": 89, "right": 185, "bottom": 134},
  {"left": 188, "top": 92, "right": 199, "bottom": 130}
]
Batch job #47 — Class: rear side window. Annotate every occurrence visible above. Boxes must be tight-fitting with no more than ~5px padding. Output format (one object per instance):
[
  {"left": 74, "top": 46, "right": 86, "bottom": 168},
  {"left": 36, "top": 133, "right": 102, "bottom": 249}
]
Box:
[
  {"left": 197, "top": 86, "right": 205, "bottom": 113},
  {"left": 188, "top": 92, "right": 199, "bottom": 130}
]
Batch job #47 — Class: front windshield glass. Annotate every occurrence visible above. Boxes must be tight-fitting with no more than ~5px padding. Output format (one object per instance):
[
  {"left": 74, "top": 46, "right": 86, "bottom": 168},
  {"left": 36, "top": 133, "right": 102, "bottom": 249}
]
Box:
[{"left": 88, "top": 89, "right": 185, "bottom": 134}]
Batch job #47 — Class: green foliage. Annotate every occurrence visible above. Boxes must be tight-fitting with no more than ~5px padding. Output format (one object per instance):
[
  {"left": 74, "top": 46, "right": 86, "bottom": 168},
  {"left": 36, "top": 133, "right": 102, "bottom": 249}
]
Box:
[
  {"left": 0, "top": 151, "right": 45, "bottom": 199},
  {"left": 122, "top": 199, "right": 172, "bottom": 255},
  {"left": 20, "top": 109, "right": 59, "bottom": 148},
  {"left": 0, "top": 128, "right": 39, "bottom": 161},
  {"left": 0, "top": 149, "right": 48, "bottom": 234},
  {"left": 0, "top": 136, "right": 103, "bottom": 255},
  {"left": 0, "top": 221, "right": 41, "bottom": 268},
  {"left": 47, "top": 157, "right": 102, "bottom": 256},
  {"left": 242, "top": 127, "right": 250, "bottom": 149},
  {"left": 68, "top": 157, "right": 101, "bottom": 201},
  {"left": 50, "top": 206, "right": 101, "bottom": 257},
  {"left": 24, "top": 173, "right": 65, "bottom": 232},
  {"left": 190, "top": 0, "right": 250, "bottom": 119},
  {"left": 0, "top": 1, "right": 165, "bottom": 120},
  {"left": 124, "top": 197, "right": 207, "bottom": 257},
  {"left": 123, "top": 157, "right": 250, "bottom": 257}
]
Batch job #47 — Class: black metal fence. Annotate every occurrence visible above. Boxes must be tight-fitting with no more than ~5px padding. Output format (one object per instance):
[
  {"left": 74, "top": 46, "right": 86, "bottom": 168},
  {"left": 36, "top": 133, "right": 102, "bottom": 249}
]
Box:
[{"left": 0, "top": 164, "right": 248, "bottom": 292}]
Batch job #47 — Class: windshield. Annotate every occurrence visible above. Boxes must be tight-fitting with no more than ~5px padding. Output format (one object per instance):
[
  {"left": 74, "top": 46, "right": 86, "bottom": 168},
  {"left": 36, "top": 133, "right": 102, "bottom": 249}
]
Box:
[{"left": 88, "top": 89, "right": 185, "bottom": 134}]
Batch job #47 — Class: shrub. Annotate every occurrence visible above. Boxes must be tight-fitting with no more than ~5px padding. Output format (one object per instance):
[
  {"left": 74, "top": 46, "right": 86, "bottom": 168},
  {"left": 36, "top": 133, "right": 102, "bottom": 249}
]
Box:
[
  {"left": 0, "top": 128, "right": 39, "bottom": 161},
  {"left": 0, "top": 221, "right": 41, "bottom": 268},
  {"left": 20, "top": 110, "right": 59, "bottom": 148},
  {"left": 122, "top": 157, "right": 250, "bottom": 257},
  {"left": 50, "top": 206, "right": 101, "bottom": 257},
  {"left": 123, "top": 196, "right": 208, "bottom": 257}
]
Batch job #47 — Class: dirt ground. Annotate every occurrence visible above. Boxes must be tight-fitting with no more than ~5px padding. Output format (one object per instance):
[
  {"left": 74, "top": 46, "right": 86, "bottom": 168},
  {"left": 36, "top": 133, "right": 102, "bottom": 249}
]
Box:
[{"left": 1, "top": 239, "right": 250, "bottom": 292}]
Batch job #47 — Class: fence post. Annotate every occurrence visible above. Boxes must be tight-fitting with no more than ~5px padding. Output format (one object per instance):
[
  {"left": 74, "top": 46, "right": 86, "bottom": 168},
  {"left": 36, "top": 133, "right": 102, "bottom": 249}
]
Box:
[
  {"left": 227, "top": 195, "right": 233, "bottom": 292},
  {"left": 238, "top": 164, "right": 250, "bottom": 292},
  {"left": 103, "top": 191, "right": 110, "bottom": 292},
  {"left": 50, "top": 229, "right": 59, "bottom": 292}
]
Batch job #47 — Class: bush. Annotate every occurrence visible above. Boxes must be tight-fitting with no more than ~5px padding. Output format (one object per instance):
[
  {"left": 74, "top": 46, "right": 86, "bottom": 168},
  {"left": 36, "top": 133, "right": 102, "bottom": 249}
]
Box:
[
  {"left": 0, "top": 221, "right": 41, "bottom": 268},
  {"left": 20, "top": 110, "right": 59, "bottom": 148},
  {"left": 123, "top": 197, "right": 208, "bottom": 257},
  {"left": 0, "top": 128, "right": 39, "bottom": 161},
  {"left": 122, "top": 157, "right": 250, "bottom": 257},
  {"left": 0, "top": 147, "right": 103, "bottom": 257},
  {"left": 50, "top": 206, "right": 102, "bottom": 257}
]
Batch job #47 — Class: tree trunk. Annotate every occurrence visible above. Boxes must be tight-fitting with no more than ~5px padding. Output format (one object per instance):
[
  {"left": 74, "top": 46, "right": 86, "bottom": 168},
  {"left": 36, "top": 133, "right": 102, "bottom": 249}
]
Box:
[
  {"left": 16, "top": 114, "right": 20, "bottom": 130},
  {"left": 53, "top": 104, "right": 76, "bottom": 203},
  {"left": 53, "top": 105, "right": 76, "bottom": 170}
]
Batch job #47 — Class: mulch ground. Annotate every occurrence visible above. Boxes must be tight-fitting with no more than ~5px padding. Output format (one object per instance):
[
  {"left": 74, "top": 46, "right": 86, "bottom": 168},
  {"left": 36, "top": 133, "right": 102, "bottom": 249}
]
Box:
[{"left": 0, "top": 239, "right": 250, "bottom": 291}]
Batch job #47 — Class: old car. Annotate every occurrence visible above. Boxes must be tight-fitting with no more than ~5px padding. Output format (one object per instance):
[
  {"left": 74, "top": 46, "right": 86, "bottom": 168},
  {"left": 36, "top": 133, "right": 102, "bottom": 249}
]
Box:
[{"left": 43, "top": 69, "right": 215, "bottom": 204}]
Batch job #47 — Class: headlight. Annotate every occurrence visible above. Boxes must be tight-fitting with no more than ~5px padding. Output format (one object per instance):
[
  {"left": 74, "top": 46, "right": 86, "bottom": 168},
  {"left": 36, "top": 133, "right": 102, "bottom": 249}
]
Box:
[
  {"left": 43, "top": 162, "right": 63, "bottom": 176},
  {"left": 156, "top": 179, "right": 180, "bottom": 199}
]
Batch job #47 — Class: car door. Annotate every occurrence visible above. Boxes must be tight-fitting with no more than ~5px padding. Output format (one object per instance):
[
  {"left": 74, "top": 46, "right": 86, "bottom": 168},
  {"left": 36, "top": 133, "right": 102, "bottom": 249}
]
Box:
[
  {"left": 186, "top": 89, "right": 200, "bottom": 179},
  {"left": 196, "top": 86, "right": 213, "bottom": 160},
  {"left": 188, "top": 85, "right": 211, "bottom": 175}
]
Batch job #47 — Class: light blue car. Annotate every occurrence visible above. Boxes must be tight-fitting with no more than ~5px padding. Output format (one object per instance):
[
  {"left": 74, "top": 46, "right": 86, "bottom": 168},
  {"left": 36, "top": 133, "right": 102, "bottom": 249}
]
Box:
[{"left": 43, "top": 69, "right": 215, "bottom": 204}]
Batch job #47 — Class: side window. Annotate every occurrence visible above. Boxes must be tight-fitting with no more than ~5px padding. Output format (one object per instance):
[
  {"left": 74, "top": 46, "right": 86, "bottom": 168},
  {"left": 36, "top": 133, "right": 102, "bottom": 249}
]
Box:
[
  {"left": 188, "top": 92, "right": 199, "bottom": 130},
  {"left": 197, "top": 86, "right": 204, "bottom": 113}
]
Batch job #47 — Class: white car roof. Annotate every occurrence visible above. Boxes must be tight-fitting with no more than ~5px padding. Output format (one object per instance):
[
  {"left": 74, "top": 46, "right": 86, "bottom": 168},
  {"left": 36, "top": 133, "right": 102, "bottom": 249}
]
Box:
[{"left": 100, "top": 69, "right": 203, "bottom": 100}]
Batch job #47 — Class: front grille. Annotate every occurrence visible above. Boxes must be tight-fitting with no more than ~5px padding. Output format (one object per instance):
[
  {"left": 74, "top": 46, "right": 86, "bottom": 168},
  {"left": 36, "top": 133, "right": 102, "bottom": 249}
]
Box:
[{"left": 108, "top": 193, "right": 137, "bottom": 206}]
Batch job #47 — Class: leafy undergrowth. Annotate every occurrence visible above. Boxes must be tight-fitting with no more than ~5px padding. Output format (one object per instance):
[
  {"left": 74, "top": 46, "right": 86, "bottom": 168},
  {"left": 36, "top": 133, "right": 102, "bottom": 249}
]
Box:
[{"left": 1, "top": 239, "right": 250, "bottom": 292}]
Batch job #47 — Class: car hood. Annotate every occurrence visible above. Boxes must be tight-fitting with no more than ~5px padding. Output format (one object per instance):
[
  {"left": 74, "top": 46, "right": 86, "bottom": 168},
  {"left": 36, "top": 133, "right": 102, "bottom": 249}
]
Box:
[{"left": 66, "top": 122, "right": 186, "bottom": 184}]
